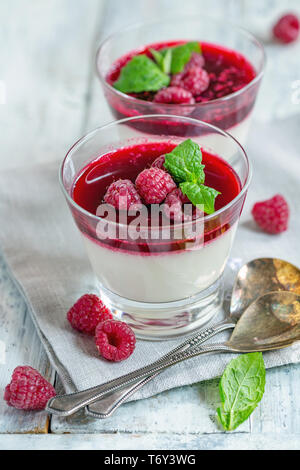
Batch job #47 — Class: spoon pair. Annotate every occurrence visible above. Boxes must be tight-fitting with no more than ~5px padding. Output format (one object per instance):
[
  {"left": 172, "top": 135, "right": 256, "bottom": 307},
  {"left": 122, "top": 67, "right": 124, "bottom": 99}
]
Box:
[
  {"left": 46, "top": 257, "right": 300, "bottom": 418},
  {"left": 87, "top": 257, "right": 300, "bottom": 418}
]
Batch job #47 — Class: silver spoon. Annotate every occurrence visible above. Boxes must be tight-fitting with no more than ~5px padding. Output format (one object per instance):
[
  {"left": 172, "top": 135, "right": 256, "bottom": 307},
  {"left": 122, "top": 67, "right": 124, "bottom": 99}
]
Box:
[
  {"left": 46, "top": 290, "right": 300, "bottom": 417},
  {"left": 86, "top": 257, "right": 300, "bottom": 418}
]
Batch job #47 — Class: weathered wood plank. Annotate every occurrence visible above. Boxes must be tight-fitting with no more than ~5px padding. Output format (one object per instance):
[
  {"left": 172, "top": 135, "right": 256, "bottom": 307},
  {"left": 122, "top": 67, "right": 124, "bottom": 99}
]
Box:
[
  {"left": 0, "top": 254, "right": 55, "bottom": 433},
  {"left": 251, "top": 363, "right": 300, "bottom": 434}
]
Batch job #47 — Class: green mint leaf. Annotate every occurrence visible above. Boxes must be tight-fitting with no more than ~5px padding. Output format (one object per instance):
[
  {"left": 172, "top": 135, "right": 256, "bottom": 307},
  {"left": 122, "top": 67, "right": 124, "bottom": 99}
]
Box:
[
  {"left": 150, "top": 48, "right": 172, "bottom": 74},
  {"left": 164, "top": 139, "right": 205, "bottom": 184},
  {"left": 163, "top": 154, "right": 189, "bottom": 183},
  {"left": 180, "top": 181, "right": 220, "bottom": 215},
  {"left": 170, "top": 41, "right": 201, "bottom": 74},
  {"left": 113, "top": 55, "right": 170, "bottom": 93},
  {"left": 217, "top": 352, "right": 266, "bottom": 431},
  {"left": 164, "top": 138, "right": 220, "bottom": 214}
]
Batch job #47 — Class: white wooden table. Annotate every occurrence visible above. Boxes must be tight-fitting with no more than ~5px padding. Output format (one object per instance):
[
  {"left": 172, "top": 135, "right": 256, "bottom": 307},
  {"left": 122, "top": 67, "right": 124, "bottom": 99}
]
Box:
[{"left": 1, "top": 0, "right": 300, "bottom": 450}]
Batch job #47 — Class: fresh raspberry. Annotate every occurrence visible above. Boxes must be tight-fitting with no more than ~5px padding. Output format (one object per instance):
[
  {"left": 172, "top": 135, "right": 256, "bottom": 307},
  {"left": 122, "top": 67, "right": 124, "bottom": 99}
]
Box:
[
  {"left": 170, "top": 71, "right": 185, "bottom": 88},
  {"left": 163, "top": 188, "right": 203, "bottom": 221},
  {"left": 67, "top": 294, "right": 113, "bottom": 335},
  {"left": 164, "top": 188, "right": 189, "bottom": 221},
  {"left": 182, "top": 66, "right": 210, "bottom": 95},
  {"left": 135, "top": 167, "right": 176, "bottom": 204},
  {"left": 4, "top": 366, "right": 56, "bottom": 410},
  {"left": 151, "top": 154, "right": 166, "bottom": 170},
  {"left": 153, "top": 86, "right": 195, "bottom": 104},
  {"left": 273, "top": 14, "right": 300, "bottom": 44},
  {"left": 251, "top": 194, "right": 289, "bottom": 234},
  {"left": 185, "top": 52, "right": 205, "bottom": 70},
  {"left": 95, "top": 320, "right": 136, "bottom": 362},
  {"left": 104, "top": 179, "right": 142, "bottom": 211}
]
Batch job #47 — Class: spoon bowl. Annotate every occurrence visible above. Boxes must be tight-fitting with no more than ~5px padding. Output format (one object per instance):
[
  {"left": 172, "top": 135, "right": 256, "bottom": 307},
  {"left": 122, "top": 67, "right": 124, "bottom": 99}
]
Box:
[
  {"left": 230, "top": 258, "right": 300, "bottom": 321},
  {"left": 228, "top": 291, "right": 300, "bottom": 351}
]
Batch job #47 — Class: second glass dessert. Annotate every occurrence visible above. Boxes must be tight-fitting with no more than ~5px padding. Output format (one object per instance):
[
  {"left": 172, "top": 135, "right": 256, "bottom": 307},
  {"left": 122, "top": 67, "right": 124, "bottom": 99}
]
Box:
[{"left": 96, "top": 17, "right": 265, "bottom": 145}]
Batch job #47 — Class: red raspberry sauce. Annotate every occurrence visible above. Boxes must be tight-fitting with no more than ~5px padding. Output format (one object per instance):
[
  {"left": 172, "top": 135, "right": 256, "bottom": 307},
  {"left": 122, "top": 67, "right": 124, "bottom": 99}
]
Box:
[
  {"left": 71, "top": 142, "right": 242, "bottom": 254},
  {"left": 107, "top": 41, "right": 256, "bottom": 101},
  {"left": 73, "top": 142, "right": 240, "bottom": 216}
]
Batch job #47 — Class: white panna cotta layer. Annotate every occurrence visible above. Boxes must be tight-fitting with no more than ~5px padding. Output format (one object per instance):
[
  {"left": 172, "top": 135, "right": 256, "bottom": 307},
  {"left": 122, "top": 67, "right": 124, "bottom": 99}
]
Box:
[{"left": 82, "top": 222, "right": 238, "bottom": 303}]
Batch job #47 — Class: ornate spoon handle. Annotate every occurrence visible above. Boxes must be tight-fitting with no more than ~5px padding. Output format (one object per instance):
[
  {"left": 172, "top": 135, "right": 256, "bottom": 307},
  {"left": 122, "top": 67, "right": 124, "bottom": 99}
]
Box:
[
  {"left": 86, "top": 319, "right": 234, "bottom": 418},
  {"left": 46, "top": 320, "right": 234, "bottom": 417}
]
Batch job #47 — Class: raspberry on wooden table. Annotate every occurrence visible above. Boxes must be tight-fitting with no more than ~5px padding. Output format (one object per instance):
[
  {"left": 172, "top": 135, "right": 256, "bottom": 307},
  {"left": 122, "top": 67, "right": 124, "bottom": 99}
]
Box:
[
  {"left": 104, "top": 179, "right": 142, "bottom": 211},
  {"left": 95, "top": 320, "right": 136, "bottom": 362},
  {"left": 4, "top": 366, "right": 56, "bottom": 410},
  {"left": 67, "top": 294, "right": 113, "bottom": 335},
  {"left": 135, "top": 167, "right": 177, "bottom": 204},
  {"left": 273, "top": 13, "right": 300, "bottom": 44},
  {"left": 153, "top": 86, "right": 195, "bottom": 104},
  {"left": 251, "top": 194, "right": 289, "bottom": 234}
]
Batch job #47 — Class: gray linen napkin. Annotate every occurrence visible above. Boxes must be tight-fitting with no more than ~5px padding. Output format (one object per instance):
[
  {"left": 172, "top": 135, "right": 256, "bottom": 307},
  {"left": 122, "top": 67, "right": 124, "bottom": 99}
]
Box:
[{"left": 0, "top": 116, "right": 300, "bottom": 401}]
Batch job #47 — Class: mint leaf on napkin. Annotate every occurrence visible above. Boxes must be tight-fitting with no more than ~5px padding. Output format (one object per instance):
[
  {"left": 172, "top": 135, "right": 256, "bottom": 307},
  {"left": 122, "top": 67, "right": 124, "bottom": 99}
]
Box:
[
  {"left": 164, "top": 139, "right": 220, "bottom": 214},
  {"left": 113, "top": 55, "right": 170, "bottom": 93},
  {"left": 217, "top": 352, "right": 266, "bottom": 431}
]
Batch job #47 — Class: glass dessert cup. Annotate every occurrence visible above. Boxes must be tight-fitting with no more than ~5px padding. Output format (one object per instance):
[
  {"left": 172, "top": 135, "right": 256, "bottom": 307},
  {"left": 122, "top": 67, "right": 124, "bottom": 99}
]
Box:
[
  {"left": 60, "top": 115, "right": 251, "bottom": 340},
  {"left": 96, "top": 17, "right": 265, "bottom": 146}
]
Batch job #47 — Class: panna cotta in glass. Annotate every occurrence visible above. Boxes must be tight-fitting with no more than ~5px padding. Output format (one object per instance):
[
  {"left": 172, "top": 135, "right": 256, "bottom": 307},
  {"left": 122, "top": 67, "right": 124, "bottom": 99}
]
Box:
[
  {"left": 96, "top": 18, "right": 265, "bottom": 146},
  {"left": 60, "top": 115, "right": 251, "bottom": 339}
]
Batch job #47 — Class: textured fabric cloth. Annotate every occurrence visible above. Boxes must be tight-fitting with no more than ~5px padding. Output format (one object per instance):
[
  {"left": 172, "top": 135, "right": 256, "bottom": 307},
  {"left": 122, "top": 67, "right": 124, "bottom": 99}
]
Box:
[{"left": 0, "top": 116, "right": 299, "bottom": 402}]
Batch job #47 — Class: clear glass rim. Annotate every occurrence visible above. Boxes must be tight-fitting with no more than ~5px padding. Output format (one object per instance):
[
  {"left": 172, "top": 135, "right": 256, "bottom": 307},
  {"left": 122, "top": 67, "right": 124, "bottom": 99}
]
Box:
[
  {"left": 95, "top": 15, "right": 266, "bottom": 108},
  {"left": 59, "top": 114, "right": 252, "bottom": 231}
]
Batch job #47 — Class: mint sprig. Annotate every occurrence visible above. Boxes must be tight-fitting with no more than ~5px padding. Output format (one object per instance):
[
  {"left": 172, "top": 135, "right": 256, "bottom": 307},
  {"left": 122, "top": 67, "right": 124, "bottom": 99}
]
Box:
[
  {"left": 113, "top": 42, "right": 202, "bottom": 94},
  {"left": 164, "top": 139, "right": 220, "bottom": 215},
  {"left": 217, "top": 352, "right": 266, "bottom": 431},
  {"left": 113, "top": 55, "right": 170, "bottom": 93}
]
